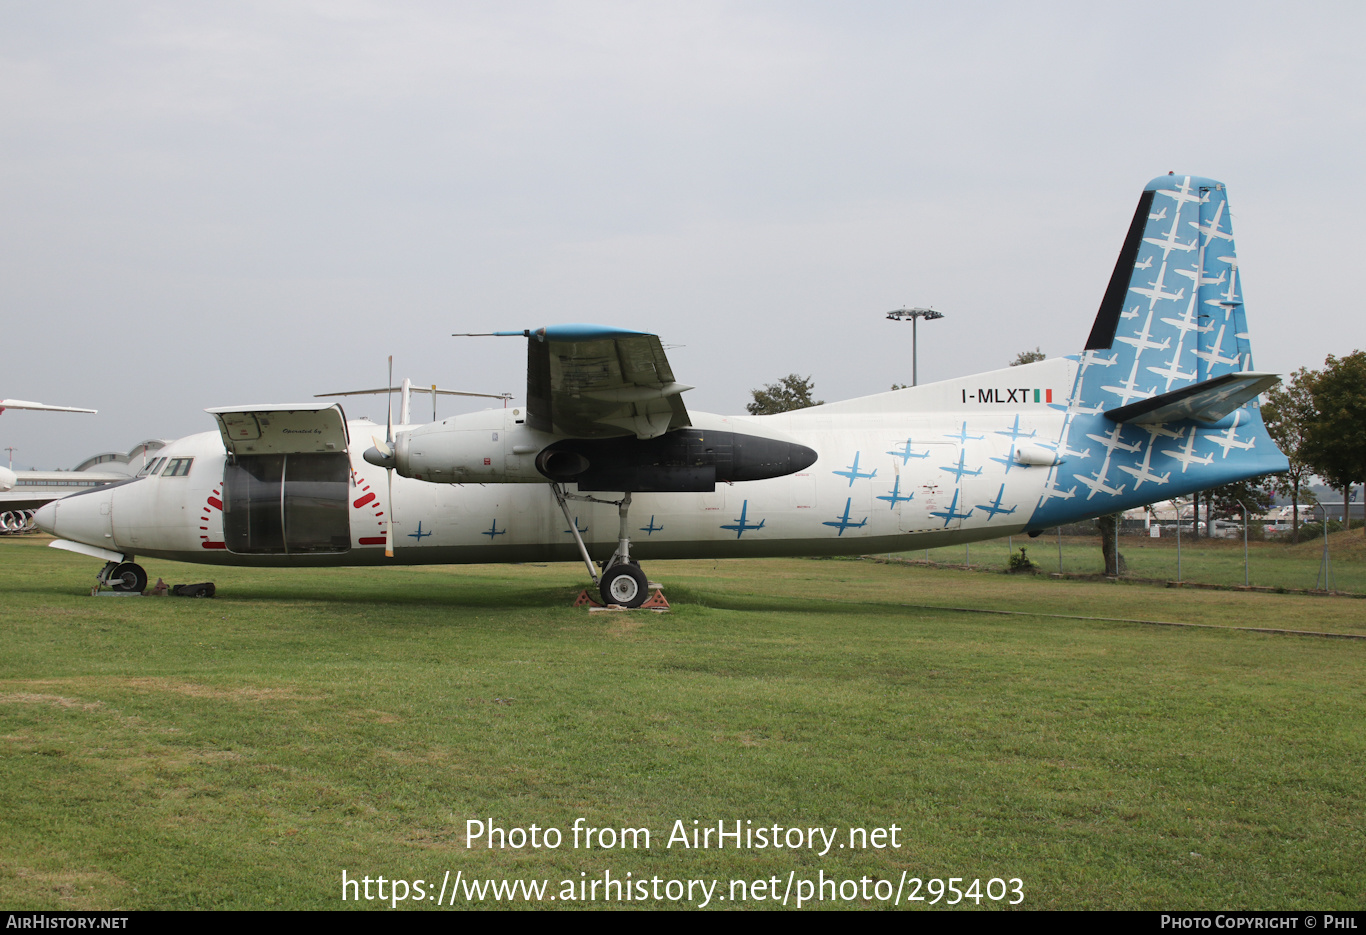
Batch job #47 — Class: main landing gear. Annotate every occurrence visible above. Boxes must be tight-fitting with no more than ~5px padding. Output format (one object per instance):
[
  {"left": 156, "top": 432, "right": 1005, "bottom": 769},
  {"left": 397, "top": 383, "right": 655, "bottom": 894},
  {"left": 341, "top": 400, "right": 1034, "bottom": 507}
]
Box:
[
  {"left": 551, "top": 484, "right": 651, "bottom": 608},
  {"left": 99, "top": 560, "right": 148, "bottom": 593}
]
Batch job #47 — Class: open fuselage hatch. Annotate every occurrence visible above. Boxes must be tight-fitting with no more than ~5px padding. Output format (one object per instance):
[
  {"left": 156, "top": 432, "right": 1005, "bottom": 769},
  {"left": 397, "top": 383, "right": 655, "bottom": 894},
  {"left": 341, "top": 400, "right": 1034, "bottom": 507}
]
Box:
[{"left": 208, "top": 404, "right": 352, "bottom": 555}]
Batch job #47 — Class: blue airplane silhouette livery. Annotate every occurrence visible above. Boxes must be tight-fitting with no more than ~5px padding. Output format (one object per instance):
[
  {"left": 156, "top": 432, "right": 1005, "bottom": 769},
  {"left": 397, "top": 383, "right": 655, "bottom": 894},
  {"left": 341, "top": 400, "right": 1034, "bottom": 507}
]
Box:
[
  {"left": 720, "top": 500, "right": 766, "bottom": 538},
  {"left": 975, "top": 484, "right": 1017, "bottom": 521},
  {"left": 832, "top": 451, "right": 877, "bottom": 486},
  {"left": 875, "top": 475, "right": 915, "bottom": 508},
  {"left": 930, "top": 489, "right": 974, "bottom": 527},
  {"left": 886, "top": 439, "right": 930, "bottom": 464},
  {"left": 939, "top": 450, "right": 984, "bottom": 483},
  {"left": 822, "top": 498, "right": 869, "bottom": 536}
]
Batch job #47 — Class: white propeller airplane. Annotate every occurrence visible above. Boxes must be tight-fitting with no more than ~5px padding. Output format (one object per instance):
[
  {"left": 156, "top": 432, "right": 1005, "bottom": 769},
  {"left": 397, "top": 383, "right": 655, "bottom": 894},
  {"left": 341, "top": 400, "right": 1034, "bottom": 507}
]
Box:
[{"left": 36, "top": 175, "right": 1291, "bottom": 606}]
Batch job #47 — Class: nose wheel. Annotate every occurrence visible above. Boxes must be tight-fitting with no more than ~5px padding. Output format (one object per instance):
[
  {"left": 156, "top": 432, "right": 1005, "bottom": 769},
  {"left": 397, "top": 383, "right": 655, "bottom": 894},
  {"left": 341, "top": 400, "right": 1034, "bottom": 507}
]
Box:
[{"left": 102, "top": 561, "right": 148, "bottom": 593}]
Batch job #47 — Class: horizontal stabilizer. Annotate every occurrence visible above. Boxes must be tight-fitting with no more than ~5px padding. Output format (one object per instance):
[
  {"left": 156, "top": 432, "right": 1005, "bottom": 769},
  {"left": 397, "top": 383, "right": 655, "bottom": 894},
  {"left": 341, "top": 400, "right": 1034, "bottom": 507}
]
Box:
[{"left": 1104, "top": 372, "right": 1279, "bottom": 425}]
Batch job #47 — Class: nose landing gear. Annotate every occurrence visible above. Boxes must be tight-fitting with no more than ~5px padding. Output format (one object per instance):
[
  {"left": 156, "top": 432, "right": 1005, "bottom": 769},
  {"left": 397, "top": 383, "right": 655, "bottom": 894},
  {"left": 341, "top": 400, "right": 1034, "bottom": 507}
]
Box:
[{"left": 100, "top": 560, "right": 149, "bottom": 593}]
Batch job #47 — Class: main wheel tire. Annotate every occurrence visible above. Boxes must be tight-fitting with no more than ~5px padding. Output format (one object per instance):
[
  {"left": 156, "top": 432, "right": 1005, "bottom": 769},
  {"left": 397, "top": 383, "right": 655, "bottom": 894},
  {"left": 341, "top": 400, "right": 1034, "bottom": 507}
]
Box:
[
  {"left": 110, "top": 562, "right": 148, "bottom": 593},
  {"left": 599, "top": 563, "right": 649, "bottom": 608}
]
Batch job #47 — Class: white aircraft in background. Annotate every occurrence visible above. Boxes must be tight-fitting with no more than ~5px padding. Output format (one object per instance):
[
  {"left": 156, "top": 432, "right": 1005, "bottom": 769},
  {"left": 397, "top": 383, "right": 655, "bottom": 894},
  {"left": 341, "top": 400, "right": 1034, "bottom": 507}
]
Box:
[
  {"left": 37, "top": 176, "right": 1290, "bottom": 605},
  {"left": 0, "top": 398, "right": 99, "bottom": 498},
  {"left": 0, "top": 398, "right": 97, "bottom": 417}
]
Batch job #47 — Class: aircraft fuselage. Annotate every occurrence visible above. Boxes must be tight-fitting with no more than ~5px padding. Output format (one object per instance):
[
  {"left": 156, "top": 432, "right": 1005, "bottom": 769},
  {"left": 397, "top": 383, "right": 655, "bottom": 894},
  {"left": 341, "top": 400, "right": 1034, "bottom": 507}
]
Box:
[{"left": 37, "top": 356, "right": 1286, "bottom": 570}]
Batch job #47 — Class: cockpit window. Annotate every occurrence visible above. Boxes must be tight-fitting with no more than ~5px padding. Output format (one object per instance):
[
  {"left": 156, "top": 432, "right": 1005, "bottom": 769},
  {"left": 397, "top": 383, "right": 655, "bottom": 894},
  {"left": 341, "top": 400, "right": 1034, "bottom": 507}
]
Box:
[{"left": 162, "top": 458, "right": 194, "bottom": 477}]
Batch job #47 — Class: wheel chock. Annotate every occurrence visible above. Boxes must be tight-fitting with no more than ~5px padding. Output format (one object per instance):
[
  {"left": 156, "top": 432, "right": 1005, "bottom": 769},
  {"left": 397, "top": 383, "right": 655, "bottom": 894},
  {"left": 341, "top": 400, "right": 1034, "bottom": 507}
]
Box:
[
  {"left": 573, "top": 589, "right": 604, "bottom": 608},
  {"left": 640, "top": 589, "right": 670, "bottom": 610},
  {"left": 575, "top": 588, "right": 669, "bottom": 611}
]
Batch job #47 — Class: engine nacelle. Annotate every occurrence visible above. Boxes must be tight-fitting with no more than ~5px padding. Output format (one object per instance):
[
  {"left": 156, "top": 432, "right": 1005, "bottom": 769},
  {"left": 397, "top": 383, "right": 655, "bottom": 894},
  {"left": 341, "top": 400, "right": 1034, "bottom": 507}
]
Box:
[
  {"left": 394, "top": 408, "right": 553, "bottom": 483},
  {"left": 385, "top": 408, "right": 818, "bottom": 491}
]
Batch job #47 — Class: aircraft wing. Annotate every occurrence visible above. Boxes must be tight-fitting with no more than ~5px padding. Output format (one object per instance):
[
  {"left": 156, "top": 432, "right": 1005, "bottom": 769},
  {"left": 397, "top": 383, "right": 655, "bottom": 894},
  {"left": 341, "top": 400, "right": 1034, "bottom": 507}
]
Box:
[
  {"left": 0, "top": 399, "right": 97, "bottom": 414},
  {"left": 503, "top": 325, "right": 692, "bottom": 439}
]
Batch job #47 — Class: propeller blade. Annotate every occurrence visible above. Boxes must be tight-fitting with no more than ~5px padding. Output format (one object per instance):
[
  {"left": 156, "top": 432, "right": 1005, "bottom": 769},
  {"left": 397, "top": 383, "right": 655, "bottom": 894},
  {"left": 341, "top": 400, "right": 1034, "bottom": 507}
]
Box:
[
  {"left": 385, "top": 355, "right": 394, "bottom": 446},
  {"left": 385, "top": 467, "right": 394, "bottom": 558}
]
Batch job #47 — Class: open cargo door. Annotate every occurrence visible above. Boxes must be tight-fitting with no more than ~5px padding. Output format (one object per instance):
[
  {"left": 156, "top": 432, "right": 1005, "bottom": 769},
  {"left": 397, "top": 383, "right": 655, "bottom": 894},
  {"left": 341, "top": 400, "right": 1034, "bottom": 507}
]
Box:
[
  {"left": 208, "top": 403, "right": 351, "bottom": 455},
  {"left": 206, "top": 404, "right": 352, "bottom": 554}
]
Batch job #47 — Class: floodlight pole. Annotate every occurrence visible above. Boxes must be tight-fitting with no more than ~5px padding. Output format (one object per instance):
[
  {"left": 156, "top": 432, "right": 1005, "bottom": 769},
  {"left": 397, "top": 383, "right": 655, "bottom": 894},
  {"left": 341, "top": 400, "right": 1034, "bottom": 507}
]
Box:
[
  {"left": 914, "top": 316, "right": 920, "bottom": 386},
  {"left": 886, "top": 307, "right": 945, "bottom": 386}
]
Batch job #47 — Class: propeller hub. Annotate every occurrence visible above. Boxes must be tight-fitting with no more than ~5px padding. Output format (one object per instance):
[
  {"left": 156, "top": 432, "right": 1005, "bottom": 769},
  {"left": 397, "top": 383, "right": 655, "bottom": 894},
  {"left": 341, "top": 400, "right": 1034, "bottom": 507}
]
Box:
[{"left": 363, "top": 446, "right": 394, "bottom": 469}]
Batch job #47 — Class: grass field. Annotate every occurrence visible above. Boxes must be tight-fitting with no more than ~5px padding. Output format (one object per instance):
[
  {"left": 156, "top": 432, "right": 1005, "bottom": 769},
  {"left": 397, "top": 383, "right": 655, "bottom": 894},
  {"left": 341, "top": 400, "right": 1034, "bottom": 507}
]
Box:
[
  {"left": 906, "top": 530, "right": 1366, "bottom": 595},
  {"left": 1, "top": 535, "right": 1363, "bottom": 910}
]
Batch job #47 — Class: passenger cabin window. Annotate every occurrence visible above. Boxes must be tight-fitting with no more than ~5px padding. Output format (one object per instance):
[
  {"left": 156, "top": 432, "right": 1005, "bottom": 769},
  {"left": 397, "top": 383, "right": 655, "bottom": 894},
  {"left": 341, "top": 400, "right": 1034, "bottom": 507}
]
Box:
[
  {"left": 162, "top": 458, "right": 194, "bottom": 477},
  {"left": 222, "top": 452, "right": 350, "bottom": 554}
]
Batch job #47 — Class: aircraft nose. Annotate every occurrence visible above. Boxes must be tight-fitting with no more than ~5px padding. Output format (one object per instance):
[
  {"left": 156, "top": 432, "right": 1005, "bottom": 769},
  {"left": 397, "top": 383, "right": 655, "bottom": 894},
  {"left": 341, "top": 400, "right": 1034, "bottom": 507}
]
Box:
[
  {"left": 33, "top": 500, "right": 57, "bottom": 534},
  {"left": 36, "top": 486, "right": 115, "bottom": 546}
]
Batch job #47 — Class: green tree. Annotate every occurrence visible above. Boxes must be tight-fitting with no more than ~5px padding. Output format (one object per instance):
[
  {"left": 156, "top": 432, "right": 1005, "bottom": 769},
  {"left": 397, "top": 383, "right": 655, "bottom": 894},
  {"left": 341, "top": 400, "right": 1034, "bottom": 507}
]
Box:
[
  {"left": 1097, "top": 512, "right": 1126, "bottom": 575},
  {"left": 1261, "top": 367, "right": 1320, "bottom": 540},
  {"left": 1204, "top": 478, "right": 1278, "bottom": 526},
  {"left": 1010, "top": 347, "right": 1046, "bottom": 366},
  {"left": 1301, "top": 352, "right": 1366, "bottom": 537},
  {"left": 747, "top": 375, "right": 824, "bottom": 415}
]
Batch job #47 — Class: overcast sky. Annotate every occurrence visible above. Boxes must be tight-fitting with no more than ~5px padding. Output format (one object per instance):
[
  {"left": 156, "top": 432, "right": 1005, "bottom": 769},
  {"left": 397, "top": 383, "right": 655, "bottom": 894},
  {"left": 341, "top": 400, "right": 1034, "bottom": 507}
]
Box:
[{"left": 3, "top": 1, "right": 1362, "bottom": 469}]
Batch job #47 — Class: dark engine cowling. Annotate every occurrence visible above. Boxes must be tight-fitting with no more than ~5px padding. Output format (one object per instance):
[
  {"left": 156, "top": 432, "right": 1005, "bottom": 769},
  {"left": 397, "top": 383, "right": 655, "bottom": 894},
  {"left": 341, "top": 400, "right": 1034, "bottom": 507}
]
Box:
[{"left": 534, "top": 429, "right": 817, "bottom": 492}]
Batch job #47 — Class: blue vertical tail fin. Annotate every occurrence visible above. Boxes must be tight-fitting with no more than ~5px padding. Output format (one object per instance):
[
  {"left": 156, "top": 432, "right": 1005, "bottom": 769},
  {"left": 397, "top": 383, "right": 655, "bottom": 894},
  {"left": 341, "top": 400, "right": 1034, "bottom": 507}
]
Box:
[
  {"left": 1028, "top": 175, "right": 1289, "bottom": 529},
  {"left": 1076, "top": 174, "right": 1256, "bottom": 410},
  {"left": 1077, "top": 174, "right": 1255, "bottom": 410}
]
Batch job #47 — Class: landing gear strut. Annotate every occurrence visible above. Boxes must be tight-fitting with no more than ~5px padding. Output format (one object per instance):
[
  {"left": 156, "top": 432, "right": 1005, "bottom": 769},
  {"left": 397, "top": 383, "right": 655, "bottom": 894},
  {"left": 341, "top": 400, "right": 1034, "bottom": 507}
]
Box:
[{"left": 551, "top": 484, "right": 650, "bottom": 608}]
